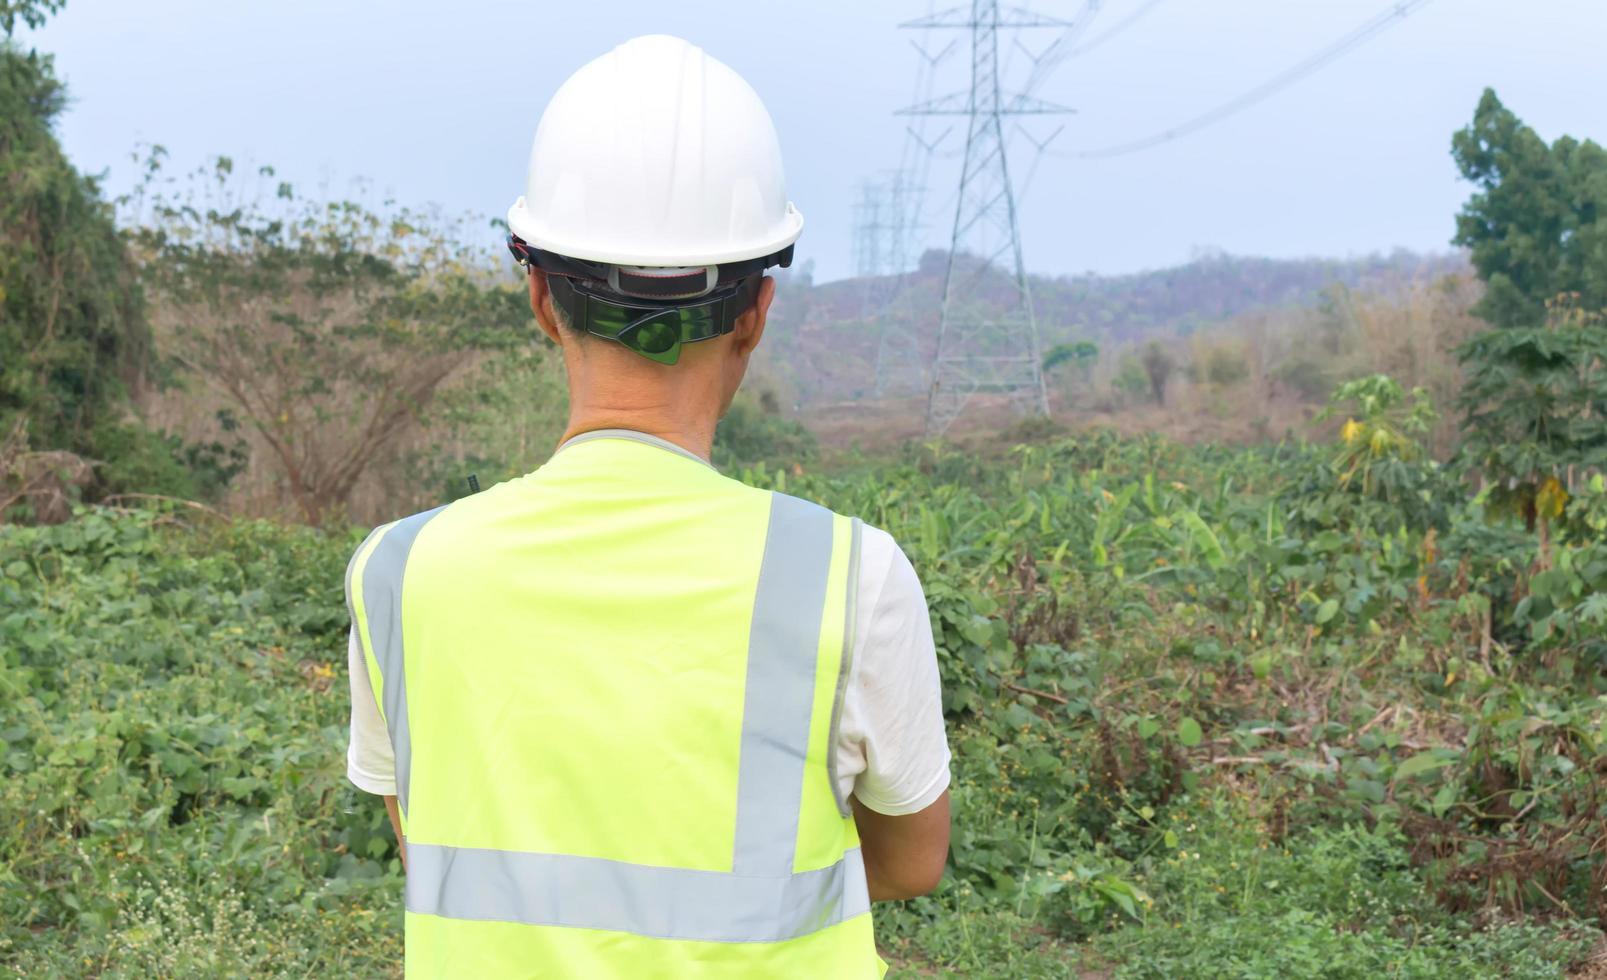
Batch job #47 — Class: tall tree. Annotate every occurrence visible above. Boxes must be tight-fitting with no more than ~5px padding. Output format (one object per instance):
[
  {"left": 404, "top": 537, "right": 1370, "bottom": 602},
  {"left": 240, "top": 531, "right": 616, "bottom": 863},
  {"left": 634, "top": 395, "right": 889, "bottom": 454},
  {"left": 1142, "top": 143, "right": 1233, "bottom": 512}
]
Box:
[
  {"left": 1451, "top": 88, "right": 1607, "bottom": 328},
  {"left": 1, "top": 5, "right": 171, "bottom": 515},
  {"left": 1139, "top": 340, "right": 1173, "bottom": 406},
  {"left": 0, "top": 45, "right": 146, "bottom": 450},
  {"left": 126, "top": 156, "right": 533, "bottom": 525},
  {"left": 1451, "top": 92, "right": 1607, "bottom": 557}
]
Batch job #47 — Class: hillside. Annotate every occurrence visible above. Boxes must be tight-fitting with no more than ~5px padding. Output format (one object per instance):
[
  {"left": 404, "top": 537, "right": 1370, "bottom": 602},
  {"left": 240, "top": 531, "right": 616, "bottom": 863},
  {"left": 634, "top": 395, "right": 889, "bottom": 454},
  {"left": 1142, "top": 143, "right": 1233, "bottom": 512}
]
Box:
[{"left": 757, "top": 249, "right": 1468, "bottom": 408}]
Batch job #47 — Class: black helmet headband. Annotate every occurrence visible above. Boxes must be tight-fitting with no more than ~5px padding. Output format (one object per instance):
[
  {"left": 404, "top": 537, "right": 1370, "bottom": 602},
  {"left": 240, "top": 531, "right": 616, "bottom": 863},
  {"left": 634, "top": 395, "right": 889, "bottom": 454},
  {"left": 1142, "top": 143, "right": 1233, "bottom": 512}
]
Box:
[{"left": 507, "top": 235, "right": 793, "bottom": 365}]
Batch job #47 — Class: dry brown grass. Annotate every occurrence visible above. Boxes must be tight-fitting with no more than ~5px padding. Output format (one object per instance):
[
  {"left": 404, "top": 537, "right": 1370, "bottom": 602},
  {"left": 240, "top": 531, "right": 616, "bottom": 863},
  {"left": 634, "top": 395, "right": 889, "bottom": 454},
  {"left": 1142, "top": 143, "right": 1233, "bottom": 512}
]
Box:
[
  {"left": 0, "top": 417, "right": 95, "bottom": 524},
  {"left": 802, "top": 276, "right": 1487, "bottom": 458}
]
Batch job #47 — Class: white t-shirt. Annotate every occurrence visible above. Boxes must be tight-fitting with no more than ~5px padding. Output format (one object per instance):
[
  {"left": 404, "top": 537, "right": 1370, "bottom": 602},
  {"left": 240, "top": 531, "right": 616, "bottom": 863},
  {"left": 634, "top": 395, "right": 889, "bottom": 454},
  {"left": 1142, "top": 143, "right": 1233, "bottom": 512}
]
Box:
[{"left": 346, "top": 520, "right": 951, "bottom": 816}]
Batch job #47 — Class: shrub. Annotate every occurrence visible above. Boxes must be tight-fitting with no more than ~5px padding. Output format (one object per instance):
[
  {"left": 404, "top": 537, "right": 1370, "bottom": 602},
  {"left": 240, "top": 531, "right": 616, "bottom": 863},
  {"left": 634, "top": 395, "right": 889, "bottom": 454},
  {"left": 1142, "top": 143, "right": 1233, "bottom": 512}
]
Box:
[{"left": 713, "top": 389, "right": 817, "bottom": 469}]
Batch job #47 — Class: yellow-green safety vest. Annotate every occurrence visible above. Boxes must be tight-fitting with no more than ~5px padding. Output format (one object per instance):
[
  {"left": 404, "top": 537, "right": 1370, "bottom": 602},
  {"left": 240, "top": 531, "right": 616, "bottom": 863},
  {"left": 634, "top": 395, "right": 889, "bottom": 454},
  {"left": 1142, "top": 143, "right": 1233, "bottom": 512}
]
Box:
[{"left": 346, "top": 430, "right": 882, "bottom": 978}]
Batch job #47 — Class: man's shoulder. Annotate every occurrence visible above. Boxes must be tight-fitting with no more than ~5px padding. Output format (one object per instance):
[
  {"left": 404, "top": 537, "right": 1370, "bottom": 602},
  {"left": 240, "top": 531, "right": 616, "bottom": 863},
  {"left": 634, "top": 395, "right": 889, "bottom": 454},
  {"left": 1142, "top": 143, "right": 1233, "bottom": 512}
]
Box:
[
  {"left": 345, "top": 503, "right": 455, "bottom": 587},
  {"left": 349, "top": 503, "right": 448, "bottom": 551},
  {"left": 749, "top": 493, "right": 923, "bottom": 602},
  {"left": 856, "top": 522, "right": 901, "bottom": 566},
  {"left": 853, "top": 522, "right": 927, "bottom": 613}
]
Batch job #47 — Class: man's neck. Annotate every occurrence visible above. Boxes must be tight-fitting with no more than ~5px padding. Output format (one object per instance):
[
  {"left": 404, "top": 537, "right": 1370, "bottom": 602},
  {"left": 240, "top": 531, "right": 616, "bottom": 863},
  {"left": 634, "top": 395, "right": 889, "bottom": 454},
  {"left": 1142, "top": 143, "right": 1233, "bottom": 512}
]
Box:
[
  {"left": 559, "top": 411, "right": 717, "bottom": 463},
  {"left": 556, "top": 341, "right": 730, "bottom": 464}
]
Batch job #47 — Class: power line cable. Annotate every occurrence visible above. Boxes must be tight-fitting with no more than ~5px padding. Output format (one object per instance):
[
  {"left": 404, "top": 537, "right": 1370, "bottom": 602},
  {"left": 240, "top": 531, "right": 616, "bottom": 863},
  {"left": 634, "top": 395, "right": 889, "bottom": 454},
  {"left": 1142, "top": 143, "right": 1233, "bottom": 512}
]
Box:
[
  {"left": 1017, "top": 1, "right": 1103, "bottom": 98},
  {"left": 1077, "top": 0, "right": 1436, "bottom": 160},
  {"left": 1069, "top": 0, "right": 1167, "bottom": 57}
]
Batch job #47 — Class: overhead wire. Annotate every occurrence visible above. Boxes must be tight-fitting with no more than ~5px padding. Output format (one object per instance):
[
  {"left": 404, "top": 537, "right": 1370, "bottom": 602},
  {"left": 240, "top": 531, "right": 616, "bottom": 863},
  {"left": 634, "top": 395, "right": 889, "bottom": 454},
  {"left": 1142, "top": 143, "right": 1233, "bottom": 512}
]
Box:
[
  {"left": 1006, "top": 0, "right": 1100, "bottom": 205},
  {"left": 1016, "top": 0, "right": 1104, "bottom": 100},
  {"left": 1068, "top": 0, "right": 1167, "bottom": 57},
  {"left": 1076, "top": 0, "right": 1437, "bottom": 160}
]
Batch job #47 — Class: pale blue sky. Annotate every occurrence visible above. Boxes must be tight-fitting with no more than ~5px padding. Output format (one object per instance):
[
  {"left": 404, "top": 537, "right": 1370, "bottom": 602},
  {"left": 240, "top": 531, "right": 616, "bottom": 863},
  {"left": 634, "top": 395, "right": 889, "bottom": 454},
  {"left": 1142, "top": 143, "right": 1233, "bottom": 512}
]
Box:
[{"left": 22, "top": 1, "right": 1607, "bottom": 282}]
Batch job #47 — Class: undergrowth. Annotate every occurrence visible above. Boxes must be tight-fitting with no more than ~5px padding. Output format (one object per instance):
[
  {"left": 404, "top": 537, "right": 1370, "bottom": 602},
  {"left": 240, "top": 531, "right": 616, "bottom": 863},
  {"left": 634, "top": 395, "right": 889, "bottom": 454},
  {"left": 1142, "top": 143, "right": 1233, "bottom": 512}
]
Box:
[{"left": 2, "top": 430, "right": 1603, "bottom": 977}]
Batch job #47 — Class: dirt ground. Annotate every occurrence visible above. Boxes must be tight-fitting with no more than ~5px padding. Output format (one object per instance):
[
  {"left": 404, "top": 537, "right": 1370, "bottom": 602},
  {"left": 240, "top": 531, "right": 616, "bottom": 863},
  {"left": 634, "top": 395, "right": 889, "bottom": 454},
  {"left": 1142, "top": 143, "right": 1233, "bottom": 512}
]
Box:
[{"left": 1572, "top": 940, "right": 1607, "bottom": 979}]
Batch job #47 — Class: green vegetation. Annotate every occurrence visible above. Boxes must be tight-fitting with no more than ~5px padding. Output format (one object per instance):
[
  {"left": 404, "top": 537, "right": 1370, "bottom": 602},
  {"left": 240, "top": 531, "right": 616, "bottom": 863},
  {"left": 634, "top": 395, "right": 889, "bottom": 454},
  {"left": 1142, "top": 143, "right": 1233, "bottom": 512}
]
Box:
[
  {"left": 2, "top": 2, "right": 539, "bottom": 526},
  {"left": 1452, "top": 89, "right": 1607, "bottom": 329},
  {"left": 5, "top": 423, "right": 1605, "bottom": 976},
  {"left": 713, "top": 387, "right": 818, "bottom": 470},
  {"left": 123, "top": 151, "right": 532, "bottom": 525},
  {"left": 1043, "top": 341, "right": 1099, "bottom": 376},
  {"left": 1455, "top": 298, "right": 1607, "bottom": 542},
  {"left": 0, "top": 37, "right": 166, "bottom": 514},
  {"left": 2, "top": 3, "right": 1605, "bottom": 974},
  {"left": 0, "top": 1, "right": 65, "bottom": 35},
  {"left": 0, "top": 512, "right": 393, "bottom": 975},
  {"left": 762, "top": 248, "right": 1469, "bottom": 413}
]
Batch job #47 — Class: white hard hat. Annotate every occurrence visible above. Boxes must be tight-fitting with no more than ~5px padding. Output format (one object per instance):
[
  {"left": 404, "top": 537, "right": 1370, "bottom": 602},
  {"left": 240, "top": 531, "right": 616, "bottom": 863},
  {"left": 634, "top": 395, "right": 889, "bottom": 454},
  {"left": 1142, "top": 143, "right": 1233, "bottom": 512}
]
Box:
[{"left": 507, "top": 35, "right": 804, "bottom": 268}]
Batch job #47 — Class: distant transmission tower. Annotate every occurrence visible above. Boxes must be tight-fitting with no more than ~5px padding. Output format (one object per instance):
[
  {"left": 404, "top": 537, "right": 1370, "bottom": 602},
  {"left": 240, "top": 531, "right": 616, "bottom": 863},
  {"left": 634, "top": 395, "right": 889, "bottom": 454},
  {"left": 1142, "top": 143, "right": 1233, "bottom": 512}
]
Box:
[
  {"left": 868, "top": 35, "right": 955, "bottom": 397},
  {"left": 901, "top": 1, "right": 1080, "bottom": 437},
  {"left": 851, "top": 179, "right": 894, "bottom": 280}
]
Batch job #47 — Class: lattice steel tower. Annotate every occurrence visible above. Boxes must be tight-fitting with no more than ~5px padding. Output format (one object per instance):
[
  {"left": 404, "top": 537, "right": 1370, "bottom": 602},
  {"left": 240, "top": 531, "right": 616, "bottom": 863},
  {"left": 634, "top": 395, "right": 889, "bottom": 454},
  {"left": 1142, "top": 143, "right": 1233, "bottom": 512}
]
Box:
[
  {"left": 851, "top": 180, "right": 894, "bottom": 280},
  {"left": 901, "top": 1, "right": 1077, "bottom": 436},
  {"left": 868, "top": 34, "right": 954, "bottom": 397}
]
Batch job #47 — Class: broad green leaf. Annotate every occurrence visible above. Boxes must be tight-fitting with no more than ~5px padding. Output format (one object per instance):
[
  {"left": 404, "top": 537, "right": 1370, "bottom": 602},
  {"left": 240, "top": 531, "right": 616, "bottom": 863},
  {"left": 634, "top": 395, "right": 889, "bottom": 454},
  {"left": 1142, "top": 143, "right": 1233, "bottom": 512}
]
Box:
[
  {"left": 1177, "top": 717, "right": 1203, "bottom": 748},
  {"left": 1431, "top": 783, "right": 1458, "bottom": 817},
  {"left": 1178, "top": 509, "right": 1227, "bottom": 569},
  {"left": 1394, "top": 751, "right": 1454, "bottom": 781},
  {"left": 1315, "top": 598, "right": 1340, "bottom": 625}
]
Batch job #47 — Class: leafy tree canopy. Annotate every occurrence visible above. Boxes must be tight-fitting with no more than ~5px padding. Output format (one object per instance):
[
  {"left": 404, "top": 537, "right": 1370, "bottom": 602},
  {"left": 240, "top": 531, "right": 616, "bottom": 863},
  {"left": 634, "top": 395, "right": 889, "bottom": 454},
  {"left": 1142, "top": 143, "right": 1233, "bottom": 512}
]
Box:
[
  {"left": 0, "top": 0, "right": 65, "bottom": 36},
  {"left": 1451, "top": 88, "right": 1607, "bottom": 328},
  {"left": 0, "top": 41, "right": 149, "bottom": 464},
  {"left": 1043, "top": 340, "right": 1098, "bottom": 374},
  {"left": 124, "top": 153, "right": 535, "bottom": 525},
  {"left": 1451, "top": 92, "right": 1607, "bottom": 547},
  {"left": 1457, "top": 299, "right": 1607, "bottom": 535}
]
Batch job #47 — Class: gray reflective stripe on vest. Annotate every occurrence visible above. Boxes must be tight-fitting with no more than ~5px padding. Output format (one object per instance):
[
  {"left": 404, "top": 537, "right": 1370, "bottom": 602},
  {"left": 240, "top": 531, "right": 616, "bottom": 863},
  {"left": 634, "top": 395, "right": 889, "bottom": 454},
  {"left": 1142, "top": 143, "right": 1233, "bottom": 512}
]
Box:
[
  {"left": 826, "top": 518, "right": 863, "bottom": 817},
  {"left": 406, "top": 844, "right": 870, "bottom": 944},
  {"left": 732, "top": 492, "right": 835, "bottom": 875},
  {"left": 357, "top": 491, "right": 863, "bottom": 942},
  {"left": 344, "top": 525, "right": 385, "bottom": 642},
  {"left": 359, "top": 505, "right": 447, "bottom": 815},
  {"left": 557, "top": 428, "right": 715, "bottom": 470}
]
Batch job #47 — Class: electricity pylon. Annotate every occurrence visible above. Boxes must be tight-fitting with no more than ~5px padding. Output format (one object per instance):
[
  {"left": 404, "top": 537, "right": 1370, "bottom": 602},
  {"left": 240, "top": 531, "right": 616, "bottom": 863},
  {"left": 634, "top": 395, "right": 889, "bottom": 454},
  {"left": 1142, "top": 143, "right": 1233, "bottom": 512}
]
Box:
[
  {"left": 851, "top": 179, "right": 893, "bottom": 280},
  {"left": 867, "top": 34, "right": 955, "bottom": 398},
  {"left": 900, "top": 0, "right": 1077, "bottom": 437},
  {"left": 865, "top": 157, "right": 938, "bottom": 397}
]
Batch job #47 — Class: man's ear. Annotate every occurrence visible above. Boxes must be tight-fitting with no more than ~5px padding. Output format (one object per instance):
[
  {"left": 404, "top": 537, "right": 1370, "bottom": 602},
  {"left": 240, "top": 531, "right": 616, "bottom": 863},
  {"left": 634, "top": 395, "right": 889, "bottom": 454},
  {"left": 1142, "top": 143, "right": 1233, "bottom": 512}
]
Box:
[
  {"left": 732, "top": 275, "right": 776, "bottom": 358},
  {"left": 528, "top": 269, "right": 564, "bottom": 345}
]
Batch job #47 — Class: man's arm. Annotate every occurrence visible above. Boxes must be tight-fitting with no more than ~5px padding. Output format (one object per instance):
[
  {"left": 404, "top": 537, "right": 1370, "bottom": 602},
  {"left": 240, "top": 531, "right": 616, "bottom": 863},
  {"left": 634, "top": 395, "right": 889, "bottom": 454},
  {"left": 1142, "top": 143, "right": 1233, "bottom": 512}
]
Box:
[
  {"left": 383, "top": 795, "right": 407, "bottom": 870},
  {"left": 853, "top": 790, "right": 949, "bottom": 901},
  {"left": 347, "top": 624, "right": 407, "bottom": 868},
  {"left": 841, "top": 529, "right": 953, "bottom": 901}
]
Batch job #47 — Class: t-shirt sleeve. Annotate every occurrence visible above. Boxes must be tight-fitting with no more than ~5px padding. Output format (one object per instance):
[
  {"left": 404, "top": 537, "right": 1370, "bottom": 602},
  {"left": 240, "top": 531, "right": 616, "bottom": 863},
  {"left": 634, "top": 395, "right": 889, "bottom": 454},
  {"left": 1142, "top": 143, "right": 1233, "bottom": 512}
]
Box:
[
  {"left": 346, "top": 626, "right": 397, "bottom": 796},
  {"left": 842, "top": 530, "right": 951, "bottom": 816}
]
